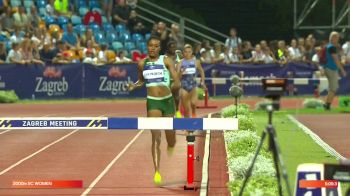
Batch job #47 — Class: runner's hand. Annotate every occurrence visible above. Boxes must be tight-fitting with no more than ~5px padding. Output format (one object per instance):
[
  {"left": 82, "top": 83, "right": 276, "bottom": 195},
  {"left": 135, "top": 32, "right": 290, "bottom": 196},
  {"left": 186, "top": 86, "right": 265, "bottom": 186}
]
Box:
[{"left": 128, "top": 83, "right": 136, "bottom": 92}]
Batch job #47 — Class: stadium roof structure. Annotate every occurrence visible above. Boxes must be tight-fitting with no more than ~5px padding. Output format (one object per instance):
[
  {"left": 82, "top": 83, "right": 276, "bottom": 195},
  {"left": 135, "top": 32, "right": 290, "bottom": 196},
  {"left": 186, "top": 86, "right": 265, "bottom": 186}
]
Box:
[{"left": 294, "top": 0, "right": 350, "bottom": 30}]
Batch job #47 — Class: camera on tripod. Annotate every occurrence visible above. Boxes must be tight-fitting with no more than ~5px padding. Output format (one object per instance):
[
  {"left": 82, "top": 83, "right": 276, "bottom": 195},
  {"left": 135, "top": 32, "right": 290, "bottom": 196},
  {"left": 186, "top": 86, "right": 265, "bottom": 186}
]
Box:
[{"left": 262, "top": 78, "right": 287, "bottom": 110}]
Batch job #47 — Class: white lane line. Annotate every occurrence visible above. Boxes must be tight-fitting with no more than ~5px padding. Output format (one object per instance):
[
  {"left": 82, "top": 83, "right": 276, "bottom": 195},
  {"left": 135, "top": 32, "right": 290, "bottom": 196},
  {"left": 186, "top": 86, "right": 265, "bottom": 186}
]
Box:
[
  {"left": 287, "top": 115, "right": 346, "bottom": 160},
  {"left": 0, "top": 114, "right": 104, "bottom": 175},
  {"left": 0, "top": 130, "right": 12, "bottom": 135},
  {"left": 81, "top": 130, "right": 144, "bottom": 196},
  {"left": 200, "top": 113, "right": 212, "bottom": 196},
  {"left": 0, "top": 129, "right": 79, "bottom": 176}
]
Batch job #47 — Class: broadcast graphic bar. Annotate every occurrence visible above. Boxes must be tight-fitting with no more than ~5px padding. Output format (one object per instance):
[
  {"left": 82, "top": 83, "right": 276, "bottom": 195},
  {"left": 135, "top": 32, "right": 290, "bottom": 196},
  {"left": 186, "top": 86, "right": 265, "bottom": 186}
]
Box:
[{"left": 0, "top": 117, "right": 238, "bottom": 130}]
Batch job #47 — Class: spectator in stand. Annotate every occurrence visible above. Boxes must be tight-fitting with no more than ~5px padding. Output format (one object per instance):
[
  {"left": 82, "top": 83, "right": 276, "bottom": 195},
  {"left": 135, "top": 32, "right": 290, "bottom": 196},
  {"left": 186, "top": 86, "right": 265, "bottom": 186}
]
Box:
[
  {"left": 31, "top": 40, "right": 45, "bottom": 65},
  {"left": 102, "top": 0, "right": 113, "bottom": 22},
  {"left": 1, "top": 6, "right": 13, "bottom": 32},
  {"left": 112, "top": 0, "right": 130, "bottom": 26},
  {"left": 0, "top": 23, "right": 9, "bottom": 38},
  {"left": 80, "top": 29, "right": 96, "bottom": 48},
  {"left": 21, "top": 38, "right": 44, "bottom": 65},
  {"left": 61, "top": 23, "right": 78, "bottom": 48},
  {"left": 10, "top": 26, "right": 23, "bottom": 43},
  {"left": 225, "top": 27, "right": 242, "bottom": 53},
  {"left": 28, "top": 5, "right": 41, "bottom": 30},
  {"left": 97, "top": 43, "right": 109, "bottom": 64},
  {"left": 126, "top": 0, "right": 137, "bottom": 9},
  {"left": 0, "top": 0, "right": 8, "bottom": 14},
  {"left": 251, "top": 44, "right": 266, "bottom": 64},
  {"left": 212, "top": 42, "right": 224, "bottom": 64},
  {"left": 224, "top": 46, "right": 241, "bottom": 64},
  {"left": 0, "top": 42, "right": 6, "bottom": 63},
  {"left": 115, "top": 50, "right": 132, "bottom": 63},
  {"left": 83, "top": 8, "right": 102, "bottom": 26},
  {"left": 153, "top": 21, "right": 170, "bottom": 55},
  {"left": 200, "top": 48, "right": 211, "bottom": 64},
  {"left": 40, "top": 41, "right": 56, "bottom": 64},
  {"left": 82, "top": 40, "right": 96, "bottom": 57},
  {"left": 31, "top": 28, "right": 44, "bottom": 49},
  {"left": 241, "top": 41, "right": 253, "bottom": 63},
  {"left": 303, "top": 43, "right": 314, "bottom": 64},
  {"left": 312, "top": 46, "right": 322, "bottom": 64},
  {"left": 52, "top": 40, "right": 66, "bottom": 59},
  {"left": 263, "top": 47, "right": 275, "bottom": 64},
  {"left": 46, "top": 0, "right": 56, "bottom": 17},
  {"left": 200, "top": 40, "right": 214, "bottom": 63},
  {"left": 6, "top": 42, "right": 24, "bottom": 64},
  {"left": 260, "top": 40, "right": 268, "bottom": 51},
  {"left": 128, "top": 10, "right": 146, "bottom": 35},
  {"left": 169, "top": 23, "right": 184, "bottom": 50},
  {"left": 54, "top": 0, "right": 70, "bottom": 16},
  {"left": 193, "top": 43, "right": 201, "bottom": 59},
  {"left": 342, "top": 37, "right": 350, "bottom": 64},
  {"left": 150, "top": 23, "right": 157, "bottom": 35},
  {"left": 82, "top": 48, "right": 97, "bottom": 64},
  {"left": 13, "top": 6, "right": 31, "bottom": 31},
  {"left": 288, "top": 39, "right": 302, "bottom": 61},
  {"left": 298, "top": 37, "right": 305, "bottom": 56},
  {"left": 276, "top": 40, "right": 289, "bottom": 64}
]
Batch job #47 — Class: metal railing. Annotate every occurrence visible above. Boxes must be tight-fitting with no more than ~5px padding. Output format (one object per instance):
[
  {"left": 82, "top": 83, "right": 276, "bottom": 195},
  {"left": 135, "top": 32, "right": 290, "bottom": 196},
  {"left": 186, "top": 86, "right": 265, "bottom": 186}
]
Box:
[{"left": 136, "top": 0, "right": 227, "bottom": 45}]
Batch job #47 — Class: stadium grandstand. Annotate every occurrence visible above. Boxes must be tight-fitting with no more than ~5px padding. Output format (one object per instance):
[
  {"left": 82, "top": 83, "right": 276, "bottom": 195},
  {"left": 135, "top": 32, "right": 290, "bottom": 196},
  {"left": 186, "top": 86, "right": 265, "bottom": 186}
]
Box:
[{"left": 2, "top": 0, "right": 350, "bottom": 67}]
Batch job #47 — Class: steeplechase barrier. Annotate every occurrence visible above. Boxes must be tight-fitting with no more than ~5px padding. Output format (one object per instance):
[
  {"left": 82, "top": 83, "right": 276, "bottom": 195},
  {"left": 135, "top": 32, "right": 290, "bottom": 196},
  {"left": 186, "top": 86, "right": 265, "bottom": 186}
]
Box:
[{"left": 0, "top": 117, "right": 238, "bottom": 190}]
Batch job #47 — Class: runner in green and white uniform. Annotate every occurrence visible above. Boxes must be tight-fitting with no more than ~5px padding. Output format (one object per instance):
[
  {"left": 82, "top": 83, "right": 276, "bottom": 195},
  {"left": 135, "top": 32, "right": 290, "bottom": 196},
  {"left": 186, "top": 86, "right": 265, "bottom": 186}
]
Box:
[{"left": 128, "top": 36, "right": 180, "bottom": 185}]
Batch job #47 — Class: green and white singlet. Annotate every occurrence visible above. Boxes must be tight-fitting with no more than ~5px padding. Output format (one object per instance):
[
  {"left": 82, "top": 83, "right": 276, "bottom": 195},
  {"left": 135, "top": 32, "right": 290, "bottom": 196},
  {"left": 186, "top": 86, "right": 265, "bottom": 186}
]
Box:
[{"left": 143, "top": 55, "right": 171, "bottom": 88}]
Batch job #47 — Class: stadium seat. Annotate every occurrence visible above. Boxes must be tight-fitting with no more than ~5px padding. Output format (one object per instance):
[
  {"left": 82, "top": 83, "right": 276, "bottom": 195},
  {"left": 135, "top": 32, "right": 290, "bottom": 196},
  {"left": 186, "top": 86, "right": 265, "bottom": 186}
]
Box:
[
  {"left": 78, "top": 0, "right": 87, "bottom": 7},
  {"left": 73, "top": 24, "right": 86, "bottom": 36},
  {"left": 61, "top": 24, "right": 68, "bottom": 32},
  {"left": 102, "top": 16, "right": 108, "bottom": 24},
  {"left": 89, "top": 0, "right": 101, "bottom": 9},
  {"left": 71, "top": 15, "right": 82, "bottom": 25},
  {"left": 0, "top": 34, "right": 8, "bottom": 42},
  {"left": 58, "top": 16, "right": 69, "bottom": 26},
  {"left": 137, "top": 42, "right": 147, "bottom": 53},
  {"left": 145, "top": 33, "right": 151, "bottom": 41},
  {"left": 89, "top": 23, "right": 100, "bottom": 33},
  {"left": 115, "top": 24, "right": 126, "bottom": 34},
  {"left": 45, "top": 16, "right": 57, "bottom": 26},
  {"left": 23, "top": 0, "right": 33, "bottom": 8},
  {"left": 119, "top": 32, "right": 131, "bottom": 42},
  {"left": 124, "top": 42, "right": 136, "bottom": 52},
  {"left": 132, "top": 33, "right": 144, "bottom": 43},
  {"left": 103, "top": 23, "right": 114, "bottom": 32},
  {"left": 106, "top": 31, "right": 118, "bottom": 44},
  {"left": 39, "top": 7, "right": 46, "bottom": 16},
  {"left": 94, "top": 32, "right": 106, "bottom": 44},
  {"left": 10, "top": 0, "right": 21, "bottom": 7},
  {"left": 36, "top": 0, "right": 46, "bottom": 8},
  {"left": 79, "top": 7, "right": 89, "bottom": 16},
  {"left": 112, "top": 41, "right": 124, "bottom": 52}
]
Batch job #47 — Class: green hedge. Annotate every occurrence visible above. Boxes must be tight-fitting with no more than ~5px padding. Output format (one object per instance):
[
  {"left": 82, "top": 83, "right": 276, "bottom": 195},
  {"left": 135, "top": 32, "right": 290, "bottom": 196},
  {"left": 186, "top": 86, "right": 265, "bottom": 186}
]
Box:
[
  {"left": 0, "top": 90, "right": 19, "bottom": 103},
  {"left": 302, "top": 98, "right": 324, "bottom": 109},
  {"left": 222, "top": 104, "right": 277, "bottom": 195}
]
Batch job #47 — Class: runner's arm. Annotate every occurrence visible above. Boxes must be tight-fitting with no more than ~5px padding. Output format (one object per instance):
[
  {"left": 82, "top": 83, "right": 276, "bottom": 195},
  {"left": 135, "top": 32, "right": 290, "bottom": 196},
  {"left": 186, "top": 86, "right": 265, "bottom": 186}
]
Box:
[
  {"left": 128, "top": 60, "right": 145, "bottom": 91},
  {"left": 165, "top": 56, "right": 180, "bottom": 91}
]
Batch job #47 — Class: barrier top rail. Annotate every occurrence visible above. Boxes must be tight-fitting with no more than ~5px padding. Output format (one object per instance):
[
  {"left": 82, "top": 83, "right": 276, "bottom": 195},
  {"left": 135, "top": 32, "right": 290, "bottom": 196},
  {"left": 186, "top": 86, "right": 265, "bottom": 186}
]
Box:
[{"left": 0, "top": 117, "right": 238, "bottom": 131}]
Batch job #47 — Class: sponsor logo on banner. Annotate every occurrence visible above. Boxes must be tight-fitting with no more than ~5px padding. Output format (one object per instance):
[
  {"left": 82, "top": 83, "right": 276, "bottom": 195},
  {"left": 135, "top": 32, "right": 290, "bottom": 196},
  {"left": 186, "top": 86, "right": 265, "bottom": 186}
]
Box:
[
  {"left": 99, "top": 66, "right": 131, "bottom": 95},
  {"left": 35, "top": 67, "right": 68, "bottom": 96}
]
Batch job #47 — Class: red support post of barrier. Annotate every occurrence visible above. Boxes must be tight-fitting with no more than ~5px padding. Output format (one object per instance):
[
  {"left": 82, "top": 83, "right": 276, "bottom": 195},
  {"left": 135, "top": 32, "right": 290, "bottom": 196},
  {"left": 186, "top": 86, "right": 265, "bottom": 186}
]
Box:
[
  {"left": 184, "top": 134, "right": 198, "bottom": 190},
  {"left": 197, "top": 88, "right": 217, "bottom": 109}
]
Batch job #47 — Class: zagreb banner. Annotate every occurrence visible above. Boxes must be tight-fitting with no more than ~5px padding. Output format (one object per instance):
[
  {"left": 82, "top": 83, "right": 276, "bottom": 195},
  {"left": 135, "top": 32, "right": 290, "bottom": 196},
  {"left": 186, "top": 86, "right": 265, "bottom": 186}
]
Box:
[{"left": 0, "top": 63, "right": 349, "bottom": 99}]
